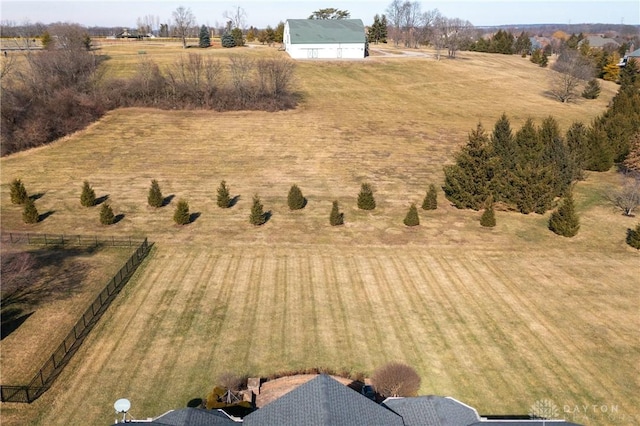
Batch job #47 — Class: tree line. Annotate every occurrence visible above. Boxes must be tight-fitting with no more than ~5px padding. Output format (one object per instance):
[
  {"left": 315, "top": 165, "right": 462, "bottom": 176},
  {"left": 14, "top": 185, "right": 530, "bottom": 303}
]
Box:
[{"left": 444, "top": 66, "right": 639, "bottom": 215}]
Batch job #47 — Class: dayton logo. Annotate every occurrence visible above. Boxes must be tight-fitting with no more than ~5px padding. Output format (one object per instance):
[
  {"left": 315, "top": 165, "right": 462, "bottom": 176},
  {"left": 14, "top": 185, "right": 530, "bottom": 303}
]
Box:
[{"left": 529, "top": 399, "right": 560, "bottom": 419}]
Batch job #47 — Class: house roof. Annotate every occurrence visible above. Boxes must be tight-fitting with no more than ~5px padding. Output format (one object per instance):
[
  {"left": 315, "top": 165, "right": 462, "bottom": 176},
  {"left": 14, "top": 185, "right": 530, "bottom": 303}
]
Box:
[
  {"left": 243, "top": 374, "right": 404, "bottom": 425},
  {"left": 286, "top": 19, "right": 365, "bottom": 44},
  {"left": 627, "top": 48, "right": 640, "bottom": 57},
  {"left": 580, "top": 35, "right": 620, "bottom": 48},
  {"left": 117, "top": 408, "right": 235, "bottom": 425},
  {"left": 383, "top": 396, "right": 481, "bottom": 425}
]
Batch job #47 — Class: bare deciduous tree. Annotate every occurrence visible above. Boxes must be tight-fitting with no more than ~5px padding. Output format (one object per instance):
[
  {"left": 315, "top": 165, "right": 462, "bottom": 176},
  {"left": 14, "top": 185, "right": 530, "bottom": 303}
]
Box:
[
  {"left": 550, "top": 50, "right": 595, "bottom": 103},
  {"left": 223, "top": 6, "right": 247, "bottom": 30},
  {"left": 172, "top": 6, "right": 196, "bottom": 48},
  {"left": 607, "top": 174, "right": 640, "bottom": 216},
  {"left": 137, "top": 15, "right": 159, "bottom": 36},
  {"left": 371, "top": 362, "right": 421, "bottom": 397}
]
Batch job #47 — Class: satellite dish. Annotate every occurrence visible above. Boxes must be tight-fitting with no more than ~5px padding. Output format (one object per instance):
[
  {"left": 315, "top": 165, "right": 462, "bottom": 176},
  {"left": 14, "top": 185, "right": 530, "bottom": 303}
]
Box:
[
  {"left": 114, "top": 398, "right": 131, "bottom": 413},
  {"left": 114, "top": 398, "right": 131, "bottom": 423}
]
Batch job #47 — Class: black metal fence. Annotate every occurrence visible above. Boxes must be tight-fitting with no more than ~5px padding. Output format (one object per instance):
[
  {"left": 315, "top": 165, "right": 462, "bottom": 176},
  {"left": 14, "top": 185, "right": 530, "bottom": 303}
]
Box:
[
  {"left": 0, "top": 234, "right": 151, "bottom": 403},
  {"left": 1, "top": 232, "right": 142, "bottom": 248}
]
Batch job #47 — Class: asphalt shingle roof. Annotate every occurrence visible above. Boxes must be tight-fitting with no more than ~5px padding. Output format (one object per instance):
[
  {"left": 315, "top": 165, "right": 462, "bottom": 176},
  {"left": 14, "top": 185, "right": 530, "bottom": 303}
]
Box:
[
  {"left": 243, "top": 374, "right": 404, "bottom": 425},
  {"left": 383, "top": 396, "right": 481, "bottom": 426},
  {"left": 286, "top": 19, "right": 365, "bottom": 44},
  {"left": 119, "top": 408, "right": 235, "bottom": 425}
]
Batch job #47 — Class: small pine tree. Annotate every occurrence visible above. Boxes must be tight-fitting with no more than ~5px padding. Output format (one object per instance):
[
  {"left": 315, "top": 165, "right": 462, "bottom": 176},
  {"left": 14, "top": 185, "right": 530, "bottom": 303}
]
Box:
[
  {"left": 626, "top": 223, "right": 640, "bottom": 249},
  {"left": 148, "top": 179, "right": 164, "bottom": 208},
  {"left": 249, "top": 194, "right": 266, "bottom": 226},
  {"left": 287, "top": 184, "right": 305, "bottom": 210},
  {"left": 548, "top": 191, "right": 580, "bottom": 237},
  {"left": 357, "top": 183, "right": 376, "bottom": 210},
  {"left": 480, "top": 203, "right": 496, "bottom": 228},
  {"left": 582, "top": 79, "right": 601, "bottom": 99},
  {"left": 231, "top": 28, "right": 245, "bottom": 47},
  {"left": 221, "top": 33, "right": 236, "bottom": 48},
  {"left": 100, "top": 203, "right": 115, "bottom": 225},
  {"left": 199, "top": 25, "right": 211, "bottom": 48},
  {"left": 217, "top": 180, "right": 231, "bottom": 208},
  {"left": 80, "top": 181, "right": 96, "bottom": 207},
  {"left": 539, "top": 53, "right": 548, "bottom": 67},
  {"left": 22, "top": 198, "right": 39, "bottom": 224},
  {"left": 422, "top": 184, "right": 438, "bottom": 210},
  {"left": 403, "top": 203, "right": 420, "bottom": 226},
  {"left": 10, "top": 178, "right": 28, "bottom": 204},
  {"left": 330, "top": 200, "right": 344, "bottom": 226},
  {"left": 173, "top": 200, "right": 190, "bottom": 225}
]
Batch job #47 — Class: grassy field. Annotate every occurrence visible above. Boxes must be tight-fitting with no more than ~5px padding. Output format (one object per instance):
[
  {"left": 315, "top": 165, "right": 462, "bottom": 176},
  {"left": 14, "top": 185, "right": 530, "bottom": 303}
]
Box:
[{"left": 0, "top": 42, "right": 638, "bottom": 425}]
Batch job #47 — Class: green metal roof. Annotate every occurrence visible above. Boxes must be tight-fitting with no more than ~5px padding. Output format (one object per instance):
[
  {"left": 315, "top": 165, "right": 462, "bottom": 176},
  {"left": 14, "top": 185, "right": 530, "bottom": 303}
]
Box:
[{"left": 286, "top": 19, "right": 365, "bottom": 44}]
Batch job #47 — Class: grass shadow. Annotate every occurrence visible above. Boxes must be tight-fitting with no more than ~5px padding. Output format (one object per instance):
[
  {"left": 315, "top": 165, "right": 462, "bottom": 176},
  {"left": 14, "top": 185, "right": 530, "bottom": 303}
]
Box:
[
  {"left": 263, "top": 210, "right": 272, "bottom": 224},
  {"left": 162, "top": 194, "right": 175, "bottom": 207},
  {"left": 38, "top": 210, "right": 55, "bottom": 222},
  {"left": 95, "top": 194, "right": 109, "bottom": 205},
  {"left": 113, "top": 214, "right": 125, "bottom": 224},
  {"left": 29, "top": 192, "right": 45, "bottom": 201},
  {"left": 189, "top": 212, "right": 201, "bottom": 223},
  {"left": 1, "top": 309, "right": 33, "bottom": 340},
  {"left": 229, "top": 195, "right": 241, "bottom": 207}
]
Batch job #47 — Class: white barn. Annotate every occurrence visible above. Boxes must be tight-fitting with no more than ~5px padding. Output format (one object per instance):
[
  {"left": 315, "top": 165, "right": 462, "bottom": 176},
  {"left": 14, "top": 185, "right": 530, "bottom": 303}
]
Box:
[{"left": 284, "top": 19, "right": 366, "bottom": 60}]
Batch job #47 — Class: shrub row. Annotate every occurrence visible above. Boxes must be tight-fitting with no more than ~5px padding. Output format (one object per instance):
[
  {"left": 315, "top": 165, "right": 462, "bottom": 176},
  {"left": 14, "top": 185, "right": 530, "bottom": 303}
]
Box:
[{"left": 9, "top": 178, "right": 639, "bottom": 247}]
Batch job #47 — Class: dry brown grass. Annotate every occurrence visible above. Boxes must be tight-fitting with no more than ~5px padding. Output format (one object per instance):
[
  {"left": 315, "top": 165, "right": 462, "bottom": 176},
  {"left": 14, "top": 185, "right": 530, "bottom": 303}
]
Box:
[{"left": 0, "top": 43, "right": 637, "bottom": 426}]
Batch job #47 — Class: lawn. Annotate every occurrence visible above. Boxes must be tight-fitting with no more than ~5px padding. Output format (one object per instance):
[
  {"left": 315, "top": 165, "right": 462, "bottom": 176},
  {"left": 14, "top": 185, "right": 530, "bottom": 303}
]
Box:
[{"left": 0, "top": 41, "right": 637, "bottom": 426}]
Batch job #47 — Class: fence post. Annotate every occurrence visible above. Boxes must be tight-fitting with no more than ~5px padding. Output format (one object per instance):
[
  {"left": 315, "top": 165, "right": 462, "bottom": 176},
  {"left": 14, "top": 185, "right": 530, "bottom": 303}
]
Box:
[
  {"left": 27, "top": 233, "right": 31, "bottom": 244},
  {"left": 10, "top": 233, "right": 13, "bottom": 243},
  {"left": 44, "top": 234, "right": 47, "bottom": 245},
  {"left": 61, "top": 234, "right": 65, "bottom": 247},
  {"left": 95, "top": 236, "right": 98, "bottom": 247}
]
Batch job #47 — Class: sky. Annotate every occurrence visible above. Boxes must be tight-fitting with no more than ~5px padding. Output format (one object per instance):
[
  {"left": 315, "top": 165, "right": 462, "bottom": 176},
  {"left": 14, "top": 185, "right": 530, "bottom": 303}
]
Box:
[{"left": 1, "top": 0, "right": 638, "bottom": 29}]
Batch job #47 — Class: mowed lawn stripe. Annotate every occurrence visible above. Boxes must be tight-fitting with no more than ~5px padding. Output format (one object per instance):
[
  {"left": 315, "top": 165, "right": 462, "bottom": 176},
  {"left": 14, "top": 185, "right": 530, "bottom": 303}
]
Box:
[
  {"left": 369, "top": 256, "right": 429, "bottom": 367},
  {"left": 467, "top": 253, "right": 619, "bottom": 410},
  {"left": 153, "top": 251, "right": 219, "bottom": 408},
  {"left": 319, "top": 254, "right": 356, "bottom": 365}
]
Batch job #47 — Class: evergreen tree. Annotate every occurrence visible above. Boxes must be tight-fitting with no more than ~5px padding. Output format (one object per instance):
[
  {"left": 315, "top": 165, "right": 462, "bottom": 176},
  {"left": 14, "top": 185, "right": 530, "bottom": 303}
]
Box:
[
  {"left": 422, "top": 184, "right": 438, "bottom": 210},
  {"left": 514, "top": 31, "right": 531, "bottom": 55},
  {"left": 173, "top": 200, "right": 190, "bottom": 225},
  {"left": 489, "top": 114, "right": 516, "bottom": 202},
  {"left": 403, "top": 203, "right": 420, "bottom": 226},
  {"left": 548, "top": 190, "right": 580, "bottom": 237},
  {"left": 582, "top": 79, "right": 601, "bottom": 99},
  {"left": 22, "top": 198, "right": 39, "bottom": 224},
  {"left": 357, "top": 183, "right": 376, "bottom": 210},
  {"left": 199, "top": 25, "right": 211, "bottom": 48},
  {"left": 80, "top": 181, "right": 96, "bottom": 207},
  {"left": 540, "top": 116, "right": 575, "bottom": 197},
  {"left": 539, "top": 52, "right": 549, "bottom": 67},
  {"left": 148, "top": 179, "right": 164, "bottom": 208},
  {"left": 217, "top": 180, "right": 231, "bottom": 208},
  {"left": 221, "top": 32, "right": 236, "bottom": 48},
  {"left": 368, "top": 14, "right": 388, "bottom": 44},
  {"left": 330, "top": 200, "right": 344, "bottom": 226},
  {"left": 585, "top": 123, "right": 613, "bottom": 171},
  {"left": 10, "top": 178, "right": 28, "bottom": 204},
  {"left": 231, "top": 28, "right": 244, "bottom": 47},
  {"left": 287, "top": 184, "right": 305, "bottom": 210},
  {"left": 566, "top": 121, "right": 589, "bottom": 175},
  {"left": 100, "top": 203, "right": 115, "bottom": 225},
  {"left": 249, "top": 194, "right": 266, "bottom": 225},
  {"left": 480, "top": 198, "right": 496, "bottom": 227},
  {"left": 626, "top": 223, "right": 640, "bottom": 249},
  {"left": 443, "top": 123, "right": 494, "bottom": 210}
]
